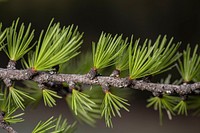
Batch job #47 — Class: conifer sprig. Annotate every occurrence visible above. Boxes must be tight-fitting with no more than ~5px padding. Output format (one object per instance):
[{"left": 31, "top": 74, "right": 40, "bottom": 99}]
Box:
[
  {"left": 3, "top": 18, "right": 35, "bottom": 61},
  {"left": 3, "top": 107, "right": 24, "bottom": 124},
  {"left": 129, "top": 35, "right": 181, "bottom": 79},
  {"left": 177, "top": 44, "right": 200, "bottom": 82},
  {"left": 147, "top": 95, "right": 177, "bottom": 125},
  {"left": 7, "top": 86, "right": 35, "bottom": 111},
  {"left": 66, "top": 89, "right": 100, "bottom": 126},
  {"left": 22, "top": 19, "right": 83, "bottom": 71},
  {"left": 129, "top": 38, "right": 156, "bottom": 79},
  {"left": 173, "top": 100, "right": 188, "bottom": 115},
  {"left": 0, "top": 90, "right": 24, "bottom": 124},
  {"left": 52, "top": 115, "right": 77, "bottom": 133},
  {"left": 32, "top": 116, "right": 56, "bottom": 133},
  {"left": 92, "top": 33, "right": 126, "bottom": 70},
  {"left": 32, "top": 116, "right": 76, "bottom": 133},
  {"left": 149, "top": 35, "right": 181, "bottom": 75},
  {"left": 20, "top": 81, "right": 62, "bottom": 107},
  {"left": 101, "top": 91, "right": 130, "bottom": 127},
  {"left": 71, "top": 89, "right": 96, "bottom": 115},
  {"left": 42, "top": 89, "right": 62, "bottom": 107}
]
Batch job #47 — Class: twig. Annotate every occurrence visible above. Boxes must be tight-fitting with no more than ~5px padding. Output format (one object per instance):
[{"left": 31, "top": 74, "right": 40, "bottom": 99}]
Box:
[{"left": 0, "top": 68, "right": 199, "bottom": 95}]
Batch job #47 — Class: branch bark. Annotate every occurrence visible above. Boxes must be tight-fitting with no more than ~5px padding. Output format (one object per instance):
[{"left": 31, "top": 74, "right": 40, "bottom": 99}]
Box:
[{"left": 0, "top": 68, "right": 199, "bottom": 95}]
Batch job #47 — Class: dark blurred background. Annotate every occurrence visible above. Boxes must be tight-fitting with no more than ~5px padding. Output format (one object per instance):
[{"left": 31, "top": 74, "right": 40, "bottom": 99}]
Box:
[{"left": 0, "top": 0, "right": 200, "bottom": 133}]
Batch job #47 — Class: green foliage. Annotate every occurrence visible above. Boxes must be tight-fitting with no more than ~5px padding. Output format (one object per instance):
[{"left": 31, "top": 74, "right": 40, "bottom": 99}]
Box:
[
  {"left": 92, "top": 33, "right": 126, "bottom": 69},
  {"left": 177, "top": 44, "right": 200, "bottom": 82},
  {"left": 32, "top": 116, "right": 76, "bottom": 133},
  {"left": 3, "top": 18, "right": 35, "bottom": 61},
  {"left": 188, "top": 96, "right": 200, "bottom": 116},
  {"left": 114, "top": 38, "right": 129, "bottom": 71},
  {"left": 20, "top": 80, "right": 43, "bottom": 107},
  {"left": 147, "top": 95, "right": 177, "bottom": 125},
  {"left": 0, "top": 92, "right": 3, "bottom": 101},
  {"left": 0, "top": 23, "right": 6, "bottom": 41},
  {"left": 71, "top": 89, "right": 95, "bottom": 115},
  {"left": 3, "top": 107, "right": 24, "bottom": 124},
  {"left": 66, "top": 89, "right": 100, "bottom": 126},
  {"left": 59, "top": 52, "right": 92, "bottom": 74},
  {"left": 0, "top": 23, "right": 7, "bottom": 50},
  {"left": 0, "top": 89, "right": 24, "bottom": 124},
  {"left": 129, "top": 35, "right": 181, "bottom": 79},
  {"left": 194, "top": 75, "right": 200, "bottom": 82},
  {"left": 0, "top": 89, "right": 8, "bottom": 112},
  {"left": 18, "top": 81, "right": 62, "bottom": 107},
  {"left": 129, "top": 38, "right": 154, "bottom": 79},
  {"left": 32, "top": 116, "right": 56, "bottom": 133},
  {"left": 173, "top": 100, "right": 188, "bottom": 116},
  {"left": 0, "top": 44, "right": 5, "bottom": 51},
  {"left": 22, "top": 19, "right": 83, "bottom": 71},
  {"left": 52, "top": 115, "right": 76, "bottom": 133},
  {"left": 7, "top": 86, "right": 35, "bottom": 111},
  {"left": 148, "top": 36, "right": 181, "bottom": 75},
  {"left": 42, "top": 89, "right": 62, "bottom": 107},
  {"left": 193, "top": 57, "right": 200, "bottom": 82},
  {"left": 101, "top": 91, "right": 130, "bottom": 127}
]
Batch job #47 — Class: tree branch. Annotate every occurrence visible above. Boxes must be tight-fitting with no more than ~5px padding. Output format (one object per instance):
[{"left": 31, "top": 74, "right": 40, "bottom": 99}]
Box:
[
  {"left": 0, "top": 68, "right": 199, "bottom": 95},
  {"left": 31, "top": 72, "right": 200, "bottom": 95}
]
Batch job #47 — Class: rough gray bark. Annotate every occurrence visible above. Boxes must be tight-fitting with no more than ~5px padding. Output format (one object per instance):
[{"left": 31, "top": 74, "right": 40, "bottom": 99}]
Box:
[{"left": 0, "top": 68, "right": 199, "bottom": 95}]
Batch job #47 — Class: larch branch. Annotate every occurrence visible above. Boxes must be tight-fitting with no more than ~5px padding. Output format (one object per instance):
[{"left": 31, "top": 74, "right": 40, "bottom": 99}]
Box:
[{"left": 0, "top": 68, "right": 199, "bottom": 95}]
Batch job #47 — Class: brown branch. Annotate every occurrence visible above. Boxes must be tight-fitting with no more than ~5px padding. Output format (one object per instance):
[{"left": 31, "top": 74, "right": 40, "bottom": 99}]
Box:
[
  {"left": 0, "top": 68, "right": 199, "bottom": 95},
  {"left": 0, "top": 112, "right": 17, "bottom": 133}
]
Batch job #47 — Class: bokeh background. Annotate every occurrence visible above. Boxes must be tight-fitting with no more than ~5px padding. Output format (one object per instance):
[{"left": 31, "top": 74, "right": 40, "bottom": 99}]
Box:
[{"left": 0, "top": 0, "right": 200, "bottom": 133}]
